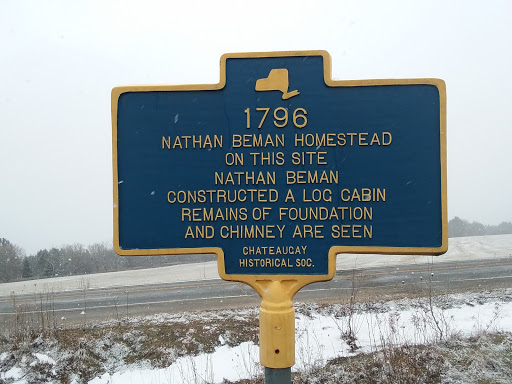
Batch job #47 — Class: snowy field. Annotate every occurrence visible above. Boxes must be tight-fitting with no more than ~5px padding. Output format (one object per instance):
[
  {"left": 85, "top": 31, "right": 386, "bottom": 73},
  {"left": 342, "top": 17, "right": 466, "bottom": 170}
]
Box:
[
  {"left": 1, "top": 290, "right": 511, "bottom": 383},
  {"left": 91, "top": 294, "right": 512, "bottom": 384},
  {"left": 1, "top": 234, "right": 511, "bottom": 297}
]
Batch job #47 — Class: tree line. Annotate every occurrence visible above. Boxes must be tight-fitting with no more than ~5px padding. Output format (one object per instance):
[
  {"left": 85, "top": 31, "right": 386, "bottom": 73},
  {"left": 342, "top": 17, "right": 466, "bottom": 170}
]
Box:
[
  {"left": 1, "top": 217, "right": 511, "bottom": 283},
  {"left": 448, "top": 217, "right": 512, "bottom": 238},
  {"left": 0, "top": 240, "right": 214, "bottom": 284}
]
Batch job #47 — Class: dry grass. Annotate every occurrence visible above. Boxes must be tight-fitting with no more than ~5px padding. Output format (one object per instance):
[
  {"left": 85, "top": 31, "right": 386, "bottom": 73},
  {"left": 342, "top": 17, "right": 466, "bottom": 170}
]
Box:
[
  {"left": 2, "top": 287, "right": 511, "bottom": 384},
  {"left": 1, "top": 309, "right": 260, "bottom": 383}
]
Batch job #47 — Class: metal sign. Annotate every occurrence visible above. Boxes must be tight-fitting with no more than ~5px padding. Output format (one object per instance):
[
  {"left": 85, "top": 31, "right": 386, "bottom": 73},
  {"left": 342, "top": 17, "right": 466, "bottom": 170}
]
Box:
[
  {"left": 112, "top": 51, "right": 447, "bottom": 278},
  {"left": 112, "top": 51, "right": 447, "bottom": 369}
]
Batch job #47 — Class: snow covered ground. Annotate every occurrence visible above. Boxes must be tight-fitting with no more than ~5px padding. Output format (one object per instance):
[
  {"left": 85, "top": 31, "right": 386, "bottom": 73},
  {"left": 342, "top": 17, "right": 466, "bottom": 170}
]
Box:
[
  {"left": 89, "top": 293, "right": 512, "bottom": 383},
  {"left": 1, "top": 289, "right": 512, "bottom": 383},
  {"left": 335, "top": 233, "right": 512, "bottom": 269},
  {"left": 1, "top": 234, "right": 511, "bottom": 297}
]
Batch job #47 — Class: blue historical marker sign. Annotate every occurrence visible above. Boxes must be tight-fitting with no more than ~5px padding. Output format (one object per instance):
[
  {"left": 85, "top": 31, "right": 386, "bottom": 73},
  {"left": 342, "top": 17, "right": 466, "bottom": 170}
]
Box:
[{"left": 112, "top": 51, "right": 447, "bottom": 279}]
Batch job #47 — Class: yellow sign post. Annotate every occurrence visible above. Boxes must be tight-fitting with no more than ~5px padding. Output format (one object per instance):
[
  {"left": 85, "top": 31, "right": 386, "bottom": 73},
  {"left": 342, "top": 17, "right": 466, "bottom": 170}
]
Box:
[{"left": 216, "top": 250, "right": 339, "bottom": 369}]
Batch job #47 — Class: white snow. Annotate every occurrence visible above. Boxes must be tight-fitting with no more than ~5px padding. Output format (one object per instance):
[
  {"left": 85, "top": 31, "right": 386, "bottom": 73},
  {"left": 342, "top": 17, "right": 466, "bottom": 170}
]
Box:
[
  {"left": 31, "top": 353, "right": 56, "bottom": 366},
  {"left": 1, "top": 366, "right": 25, "bottom": 382},
  {"left": 90, "top": 342, "right": 261, "bottom": 384},
  {"left": 335, "top": 234, "right": 512, "bottom": 270},
  {"left": 87, "top": 293, "right": 512, "bottom": 384}
]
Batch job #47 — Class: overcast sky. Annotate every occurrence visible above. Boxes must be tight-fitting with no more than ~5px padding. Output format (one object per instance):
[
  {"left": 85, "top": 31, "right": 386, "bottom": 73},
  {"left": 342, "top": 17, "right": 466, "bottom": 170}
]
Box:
[{"left": 1, "top": 1, "right": 511, "bottom": 255}]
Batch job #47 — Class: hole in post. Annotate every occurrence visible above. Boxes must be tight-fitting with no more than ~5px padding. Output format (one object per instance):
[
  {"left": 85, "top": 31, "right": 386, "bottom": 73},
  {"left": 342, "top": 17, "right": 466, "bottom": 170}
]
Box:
[{"left": 275, "top": 349, "right": 280, "bottom": 354}]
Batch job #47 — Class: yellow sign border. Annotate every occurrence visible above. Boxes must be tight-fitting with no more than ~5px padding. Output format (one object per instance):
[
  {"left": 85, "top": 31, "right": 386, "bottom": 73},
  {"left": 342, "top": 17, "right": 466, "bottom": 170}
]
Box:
[{"left": 112, "top": 50, "right": 447, "bottom": 293}]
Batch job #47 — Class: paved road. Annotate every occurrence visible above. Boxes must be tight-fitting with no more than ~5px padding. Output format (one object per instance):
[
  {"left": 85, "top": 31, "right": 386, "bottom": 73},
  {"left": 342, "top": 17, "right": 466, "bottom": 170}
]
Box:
[{"left": 1, "top": 257, "right": 511, "bottom": 326}]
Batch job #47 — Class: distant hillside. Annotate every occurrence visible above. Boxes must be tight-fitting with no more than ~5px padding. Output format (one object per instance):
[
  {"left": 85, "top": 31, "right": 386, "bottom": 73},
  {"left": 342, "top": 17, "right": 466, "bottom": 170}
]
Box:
[{"left": 449, "top": 217, "right": 512, "bottom": 238}]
